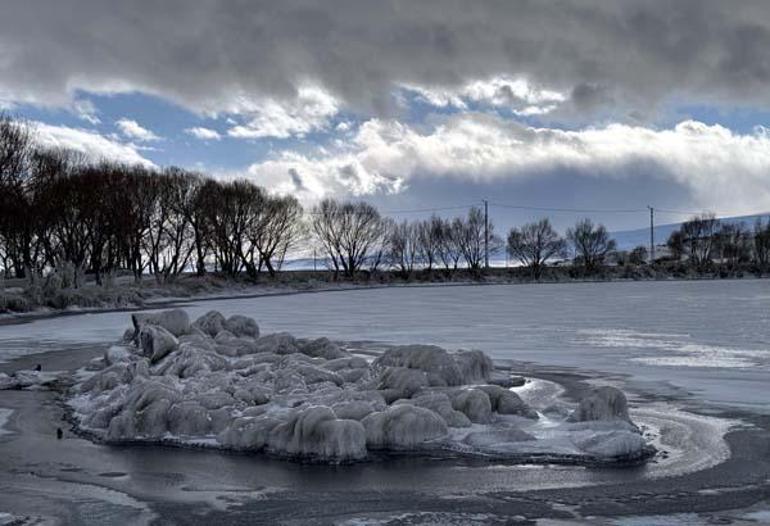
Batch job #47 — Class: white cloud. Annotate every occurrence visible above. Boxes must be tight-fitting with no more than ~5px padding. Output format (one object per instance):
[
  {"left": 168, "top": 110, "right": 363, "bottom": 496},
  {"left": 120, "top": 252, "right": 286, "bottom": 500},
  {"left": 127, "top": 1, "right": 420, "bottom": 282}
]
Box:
[
  {"left": 246, "top": 150, "right": 402, "bottom": 201},
  {"left": 185, "top": 126, "right": 221, "bottom": 140},
  {"left": 34, "top": 122, "right": 154, "bottom": 167},
  {"left": 245, "top": 114, "right": 770, "bottom": 214},
  {"left": 72, "top": 99, "right": 100, "bottom": 124},
  {"left": 115, "top": 118, "right": 161, "bottom": 142},
  {"left": 403, "top": 76, "right": 567, "bottom": 116},
  {"left": 227, "top": 85, "right": 340, "bottom": 139}
]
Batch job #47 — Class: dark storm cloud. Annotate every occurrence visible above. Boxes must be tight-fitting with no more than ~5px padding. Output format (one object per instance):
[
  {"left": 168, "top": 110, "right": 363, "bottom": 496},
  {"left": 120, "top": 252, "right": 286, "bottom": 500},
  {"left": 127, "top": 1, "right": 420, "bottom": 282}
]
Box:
[{"left": 2, "top": 0, "right": 770, "bottom": 116}]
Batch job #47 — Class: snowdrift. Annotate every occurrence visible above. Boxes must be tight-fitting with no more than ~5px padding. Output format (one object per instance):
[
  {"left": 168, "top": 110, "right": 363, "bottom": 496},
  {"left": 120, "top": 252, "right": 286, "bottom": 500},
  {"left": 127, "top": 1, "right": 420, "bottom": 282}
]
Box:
[{"left": 64, "top": 309, "right": 654, "bottom": 463}]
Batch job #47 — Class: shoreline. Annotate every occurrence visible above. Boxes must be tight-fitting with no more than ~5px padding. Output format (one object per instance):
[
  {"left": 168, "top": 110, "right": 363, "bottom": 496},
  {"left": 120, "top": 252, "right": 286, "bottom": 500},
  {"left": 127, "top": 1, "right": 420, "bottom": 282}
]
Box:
[{"left": 3, "top": 271, "right": 769, "bottom": 325}]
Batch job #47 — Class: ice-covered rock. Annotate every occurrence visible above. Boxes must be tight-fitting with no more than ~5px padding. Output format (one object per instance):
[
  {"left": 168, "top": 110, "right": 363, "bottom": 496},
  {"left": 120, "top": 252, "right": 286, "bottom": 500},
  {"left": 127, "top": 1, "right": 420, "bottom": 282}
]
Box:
[
  {"left": 488, "top": 372, "right": 526, "bottom": 388},
  {"left": 451, "top": 388, "right": 493, "bottom": 424},
  {"left": 104, "top": 345, "right": 132, "bottom": 366},
  {"left": 374, "top": 345, "right": 463, "bottom": 386},
  {"left": 223, "top": 314, "right": 260, "bottom": 338},
  {"left": 300, "top": 338, "right": 349, "bottom": 360},
  {"left": 376, "top": 366, "right": 429, "bottom": 402},
  {"left": 572, "top": 430, "right": 648, "bottom": 459},
  {"left": 192, "top": 310, "right": 227, "bottom": 337},
  {"left": 267, "top": 406, "right": 367, "bottom": 461},
  {"left": 477, "top": 385, "right": 539, "bottom": 419},
  {"left": 568, "top": 386, "right": 632, "bottom": 424},
  {"left": 362, "top": 404, "right": 448, "bottom": 449},
  {"left": 394, "top": 392, "right": 470, "bottom": 428},
  {"left": 132, "top": 309, "right": 191, "bottom": 337},
  {"left": 4, "top": 369, "right": 61, "bottom": 390},
  {"left": 67, "top": 309, "right": 653, "bottom": 465},
  {"left": 138, "top": 325, "right": 178, "bottom": 363},
  {"left": 0, "top": 372, "right": 19, "bottom": 390},
  {"left": 253, "top": 332, "right": 299, "bottom": 355},
  {"left": 462, "top": 427, "right": 535, "bottom": 448},
  {"left": 454, "top": 350, "right": 494, "bottom": 383}
]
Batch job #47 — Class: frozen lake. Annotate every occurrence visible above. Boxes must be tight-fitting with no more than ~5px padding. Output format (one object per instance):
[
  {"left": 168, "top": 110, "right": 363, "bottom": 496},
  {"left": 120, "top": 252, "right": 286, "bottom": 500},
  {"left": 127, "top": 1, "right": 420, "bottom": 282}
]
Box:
[{"left": 2, "top": 280, "right": 769, "bottom": 411}]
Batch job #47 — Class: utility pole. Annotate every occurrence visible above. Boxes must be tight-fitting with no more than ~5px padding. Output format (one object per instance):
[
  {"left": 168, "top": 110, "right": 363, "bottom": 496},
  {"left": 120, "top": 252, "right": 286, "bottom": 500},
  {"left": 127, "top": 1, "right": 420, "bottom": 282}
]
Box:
[
  {"left": 647, "top": 205, "right": 655, "bottom": 264},
  {"left": 313, "top": 248, "right": 317, "bottom": 272},
  {"left": 483, "top": 199, "right": 489, "bottom": 269}
]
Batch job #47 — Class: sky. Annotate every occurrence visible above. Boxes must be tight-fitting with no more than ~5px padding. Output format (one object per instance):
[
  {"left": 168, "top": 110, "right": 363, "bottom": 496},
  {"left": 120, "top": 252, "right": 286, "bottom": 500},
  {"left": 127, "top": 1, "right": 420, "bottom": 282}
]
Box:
[{"left": 3, "top": 0, "right": 770, "bottom": 232}]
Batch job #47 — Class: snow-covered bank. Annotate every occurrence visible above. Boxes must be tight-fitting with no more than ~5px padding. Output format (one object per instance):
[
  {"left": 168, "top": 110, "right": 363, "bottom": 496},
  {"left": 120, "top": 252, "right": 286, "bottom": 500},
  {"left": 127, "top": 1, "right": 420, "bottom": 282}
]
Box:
[{"left": 59, "top": 309, "right": 654, "bottom": 464}]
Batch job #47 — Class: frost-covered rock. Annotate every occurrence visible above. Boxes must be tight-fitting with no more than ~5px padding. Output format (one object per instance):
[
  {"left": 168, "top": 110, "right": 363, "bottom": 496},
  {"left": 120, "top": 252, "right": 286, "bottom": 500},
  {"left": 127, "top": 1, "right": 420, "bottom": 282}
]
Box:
[
  {"left": 568, "top": 386, "right": 632, "bottom": 424},
  {"left": 362, "top": 404, "right": 448, "bottom": 448},
  {"left": 138, "top": 325, "right": 178, "bottom": 363},
  {"left": 132, "top": 309, "right": 191, "bottom": 337},
  {"left": 223, "top": 314, "right": 260, "bottom": 338}
]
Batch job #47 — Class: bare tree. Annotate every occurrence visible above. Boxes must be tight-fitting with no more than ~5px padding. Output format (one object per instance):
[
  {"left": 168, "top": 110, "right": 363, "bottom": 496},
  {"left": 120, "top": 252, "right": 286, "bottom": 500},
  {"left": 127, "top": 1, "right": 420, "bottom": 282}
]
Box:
[
  {"left": 434, "top": 217, "right": 461, "bottom": 271},
  {"left": 416, "top": 216, "right": 441, "bottom": 271},
  {"left": 566, "top": 218, "right": 617, "bottom": 272},
  {"left": 679, "top": 213, "right": 720, "bottom": 268},
  {"left": 507, "top": 218, "right": 567, "bottom": 279},
  {"left": 387, "top": 219, "right": 420, "bottom": 276},
  {"left": 753, "top": 219, "right": 770, "bottom": 269},
  {"left": 247, "top": 194, "right": 304, "bottom": 277},
  {"left": 311, "top": 199, "right": 388, "bottom": 278},
  {"left": 628, "top": 245, "right": 648, "bottom": 265},
  {"left": 0, "top": 114, "right": 35, "bottom": 277},
  {"left": 716, "top": 222, "right": 751, "bottom": 269},
  {"left": 454, "top": 207, "right": 499, "bottom": 271},
  {"left": 666, "top": 230, "right": 685, "bottom": 261}
]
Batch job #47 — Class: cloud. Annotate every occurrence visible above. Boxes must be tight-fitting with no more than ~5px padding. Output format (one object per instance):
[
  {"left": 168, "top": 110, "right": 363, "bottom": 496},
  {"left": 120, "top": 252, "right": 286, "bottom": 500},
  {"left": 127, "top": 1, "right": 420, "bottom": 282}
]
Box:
[
  {"left": 33, "top": 122, "right": 155, "bottom": 167},
  {"left": 72, "top": 98, "right": 100, "bottom": 124},
  {"left": 245, "top": 114, "right": 770, "bottom": 215},
  {"left": 246, "top": 149, "right": 402, "bottom": 200},
  {"left": 226, "top": 85, "right": 339, "bottom": 139},
  {"left": 115, "top": 118, "right": 161, "bottom": 142},
  {"left": 402, "top": 76, "right": 567, "bottom": 116},
  {"left": 185, "top": 126, "right": 221, "bottom": 140},
  {"left": 3, "top": 1, "right": 770, "bottom": 123}
]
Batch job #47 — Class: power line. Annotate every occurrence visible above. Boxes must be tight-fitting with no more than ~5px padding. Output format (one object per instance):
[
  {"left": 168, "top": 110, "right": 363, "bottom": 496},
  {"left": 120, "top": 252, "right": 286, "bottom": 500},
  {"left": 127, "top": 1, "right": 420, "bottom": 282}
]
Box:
[
  {"left": 654, "top": 207, "right": 716, "bottom": 216},
  {"left": 489, "top": 202, "right": 647, "bottom": 214},
  {"left": 381, "top": 204, "right": 477, "bottom": 214}
]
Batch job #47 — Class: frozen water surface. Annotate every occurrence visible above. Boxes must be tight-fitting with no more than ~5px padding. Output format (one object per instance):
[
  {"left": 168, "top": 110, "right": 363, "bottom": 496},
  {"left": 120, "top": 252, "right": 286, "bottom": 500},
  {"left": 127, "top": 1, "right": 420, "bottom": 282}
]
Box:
[{"left": 1, "top": 280, "right": 769, "bottom": 410}]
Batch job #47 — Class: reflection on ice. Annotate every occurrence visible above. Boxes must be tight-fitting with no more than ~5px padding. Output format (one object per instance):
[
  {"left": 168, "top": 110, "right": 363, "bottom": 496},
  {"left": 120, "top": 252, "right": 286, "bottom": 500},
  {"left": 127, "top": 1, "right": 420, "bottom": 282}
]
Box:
[{"left": 578, "top": 329, "right": 766, "bottom": 369}]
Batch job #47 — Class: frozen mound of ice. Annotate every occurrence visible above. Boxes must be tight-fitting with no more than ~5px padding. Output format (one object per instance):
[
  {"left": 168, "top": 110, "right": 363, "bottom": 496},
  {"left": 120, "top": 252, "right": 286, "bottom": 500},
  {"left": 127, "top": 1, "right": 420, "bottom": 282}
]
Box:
[
  {"left": 567, "top": 386, "right": 633, "bottom": 424},
  {"left": 67, "top": 309, "right": 654, "bottom": 464}
]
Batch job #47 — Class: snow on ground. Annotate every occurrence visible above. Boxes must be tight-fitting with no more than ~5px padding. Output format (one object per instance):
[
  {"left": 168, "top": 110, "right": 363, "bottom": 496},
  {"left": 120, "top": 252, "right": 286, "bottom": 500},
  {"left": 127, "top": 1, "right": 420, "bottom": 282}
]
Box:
[{"left": 62, "top": 309, "right": 653, "bottom": 464}]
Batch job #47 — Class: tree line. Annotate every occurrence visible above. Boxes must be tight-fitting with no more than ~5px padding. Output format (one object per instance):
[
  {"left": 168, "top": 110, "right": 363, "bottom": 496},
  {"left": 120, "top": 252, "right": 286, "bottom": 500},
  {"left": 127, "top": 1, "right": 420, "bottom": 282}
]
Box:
[{"left": 2, "top": 114, "right": 770, "bottom": 288}]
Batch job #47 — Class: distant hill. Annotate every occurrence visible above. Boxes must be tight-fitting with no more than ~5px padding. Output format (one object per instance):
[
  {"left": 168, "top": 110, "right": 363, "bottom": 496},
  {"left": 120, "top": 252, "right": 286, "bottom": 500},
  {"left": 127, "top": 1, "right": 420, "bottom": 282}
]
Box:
[{"left": 611, "top": 213, "right": 770, "bottom": 251}]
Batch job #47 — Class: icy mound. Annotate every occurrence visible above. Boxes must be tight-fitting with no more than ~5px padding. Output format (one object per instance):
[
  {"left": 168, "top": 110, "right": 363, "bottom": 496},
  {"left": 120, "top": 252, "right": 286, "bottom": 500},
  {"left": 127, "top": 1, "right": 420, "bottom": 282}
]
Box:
[{"left": 67, "top": 309, "right": 654, "bottom": 463}]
